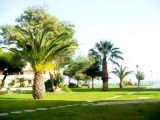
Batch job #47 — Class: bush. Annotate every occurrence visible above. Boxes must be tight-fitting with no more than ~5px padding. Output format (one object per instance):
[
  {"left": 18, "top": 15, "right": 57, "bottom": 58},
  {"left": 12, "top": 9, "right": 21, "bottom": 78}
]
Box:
[
  {"left": 78, "top": 81, "right": 83, "bottom": 86},
  {"left": 20, "top": 82, "right": 25, "bottom": 87},
  {"left": 7, "top": 81, "right": 15, "bottom": 94},
  {"left": 28, "top": 80, "right": 32, "bottom": 86},
  {"left": 19, "top": 78, "right": 26, "bottom": 87},
  {"left": 58, "top": 82, "right": 64, "bottom": 88},
  {"left": 57, "top": 82, "right": 71, "bottom": 92},
  {"left": 62, "top": 86, "right": 72, "bottom": 92},
  {"left": 0, "top": 84, "right": 2, "bottom": 89},
  {"left": 45, "top": 79, "right": 72, "bottom": 92},
  {"left": 81, "top": 83, "right": 89, "bottom": 87},
  {"left": 8, "top": 80, "right": 15, "bottom": 87},
  {"left": 16, "top": 88, "right": 22, "bottom": 93},
  {"left": 123, "top": 80, "right": 134, "bottom": 86},
  {"left": 45, "top": 79, "right": 53, "bottom": 92}
]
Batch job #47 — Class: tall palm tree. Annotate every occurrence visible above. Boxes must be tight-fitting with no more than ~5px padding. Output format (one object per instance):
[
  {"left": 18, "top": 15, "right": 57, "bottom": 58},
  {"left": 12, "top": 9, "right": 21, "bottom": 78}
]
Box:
[
  {"left": 112, "top": 66, "right": 133, "bottom": 88},
  {"left": 90, "top": 40, "right": 123, "bottom": 91},
  {"left": 10, "top": 24, "right": 77, "bottom": 99}
]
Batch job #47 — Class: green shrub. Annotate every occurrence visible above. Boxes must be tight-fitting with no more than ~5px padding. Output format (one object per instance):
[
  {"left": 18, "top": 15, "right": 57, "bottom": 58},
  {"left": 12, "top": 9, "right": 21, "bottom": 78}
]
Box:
[
  {"left": 59, "top": 82, "right": 64, "bottom": 88},
  {"left": 20, "top": 82, "right": 25, "bottom": 87},
  {"left": 45, "top": 79, "right": 53, "bottom": 92},
  {"left": 62, "top": 86, "right": 72, "bottom": 92},
  {"left": 8, "top": 80, "right": 15, "bottom": 87},
  {"left": 123, "top": 80, "right": 134, "bottom": 86},
  {"left": 58, "top": 82, "right": 71, "bottom": 92},
  {"left": 0, "top": 84, "right": 2, "bottom": 89},
  {"left": 19, "top": 78, "right": 26, "bottom": 87},
  {"left": 7, "top": 81, "right": 15, "bottom": 94},
  {"left": 28, "top": 80, "right": 32, "bottom": 86},
  {"left": 68, "top": 82, "right": 77, "bottom": 88},
  {"left": 16, "top": 88, "right": 22, "bottom": 93}
]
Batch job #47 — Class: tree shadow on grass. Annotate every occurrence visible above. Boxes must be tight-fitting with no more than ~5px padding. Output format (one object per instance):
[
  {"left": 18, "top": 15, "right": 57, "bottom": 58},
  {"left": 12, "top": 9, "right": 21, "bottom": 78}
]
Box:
[
  {"left": 71, "top": 87, "right": 146, "bottom": 92},
  {"left": 132, "top": 92, "right": 160, "bottom": 95},
  {"left": 71, "top": 88, "right": 102, "bottom": 92},
  {"left": 71, "top": 87, "right": 160, "bottom": 93},
  {"left": 0, "top": 97, "right": 32, "bottom": 100},
  {"left": 0, "top": 99, "right": 83, "bottom": 113},
  {"left": 0, "top": 99, "right": 160, "bottom": 120},
  {"left": 0, "top": 91, "right": 32, "bottom": 95}
]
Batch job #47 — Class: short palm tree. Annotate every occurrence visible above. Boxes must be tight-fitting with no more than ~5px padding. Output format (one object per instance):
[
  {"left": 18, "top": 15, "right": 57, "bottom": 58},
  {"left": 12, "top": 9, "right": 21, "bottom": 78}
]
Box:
[
  {"left": 10, "top": 24, "right": 77, "bottom": 99},
  {"left": 112, "top": 66, "right": 133, "bottom": 88},
  {"left": 90, "top": 40, "right": 123, "bottom": 91}
]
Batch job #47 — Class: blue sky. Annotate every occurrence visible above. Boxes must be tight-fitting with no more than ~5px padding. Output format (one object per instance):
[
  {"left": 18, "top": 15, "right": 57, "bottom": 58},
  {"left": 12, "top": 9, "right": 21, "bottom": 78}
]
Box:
[{"left": 0, "top": 0, "right": 160, "bottom": 82}]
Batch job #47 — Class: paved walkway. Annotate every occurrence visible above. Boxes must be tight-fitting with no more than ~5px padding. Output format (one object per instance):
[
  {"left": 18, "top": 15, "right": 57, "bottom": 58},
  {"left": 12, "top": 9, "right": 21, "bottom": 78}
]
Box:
[
  {"left": 102, "top": 92, "right": 136, "bottom": 101},
  {"left": 0, "top": 104, "right": 80, "bottom": 117},
  {"left": 90, "top": 99, "right": 160, "bottom": 106},
  {"left": 1, "top": 99, "right": 160, "bottom": 117}
]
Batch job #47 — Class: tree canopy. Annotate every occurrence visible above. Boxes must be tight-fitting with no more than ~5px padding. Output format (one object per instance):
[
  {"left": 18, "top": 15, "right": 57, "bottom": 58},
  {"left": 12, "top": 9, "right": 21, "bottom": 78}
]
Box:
[
  {"left": 63, "top": 55, "right": 89, "bottom": 79},
  {"left": 83, "top": 54, "right": 101, "bottom": 88},
  {"left": 136, "top": 71, "right": 145, "bottom": 81},
  {"left": 0, "top": 6, "right": 78, "bottom": 99},
  {"left": 1, "top": 6, "right": 75, "bottom": 47},
  {"left": 63, "top": 55, "right": 93, "bottom": 87},
  {"left": 0, "top": 50, "right": 26, "bottom": 87}
]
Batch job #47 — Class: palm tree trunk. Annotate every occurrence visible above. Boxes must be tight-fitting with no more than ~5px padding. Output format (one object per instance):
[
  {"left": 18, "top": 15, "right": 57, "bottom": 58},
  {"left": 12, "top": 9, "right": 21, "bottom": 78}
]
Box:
[
  {"left": 119, "top": 80, "right": 123, "bottom": 88},
  {"left": 102, "top": 56, "right": 109, "bottom": 91},
  {"left": 33, "top": 71, "right": 45, "bottom": 99}
]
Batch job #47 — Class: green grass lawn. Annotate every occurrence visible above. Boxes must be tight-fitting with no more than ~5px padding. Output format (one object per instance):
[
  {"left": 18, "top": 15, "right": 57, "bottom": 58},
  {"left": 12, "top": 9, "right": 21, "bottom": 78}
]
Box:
[{"left": 0, "top": 86, "right": 160, "bottom": 120}]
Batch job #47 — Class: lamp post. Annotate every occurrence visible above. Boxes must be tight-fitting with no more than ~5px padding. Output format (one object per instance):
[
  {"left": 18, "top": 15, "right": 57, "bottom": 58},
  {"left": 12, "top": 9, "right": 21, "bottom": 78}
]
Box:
[
  {"left": 150, "top": 70, "right": 152, "bottom": 85},
  {"left": 136, "top": 65, "right": 139, "bottom": 73},
  {"left": 0, "top": 39, "right": 2, "bottom": 46}
]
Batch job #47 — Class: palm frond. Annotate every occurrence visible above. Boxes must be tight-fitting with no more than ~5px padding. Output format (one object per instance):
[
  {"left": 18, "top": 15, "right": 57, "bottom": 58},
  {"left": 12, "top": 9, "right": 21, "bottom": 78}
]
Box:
[
  {"left": 109, "top": 58, "right": 120, "bottom": 66},
  {"left": 92, "top": 40, "right": 123, "bottom": 65},
  {"left": 9, "top": 22, "right": 77, "bottom": 71}
]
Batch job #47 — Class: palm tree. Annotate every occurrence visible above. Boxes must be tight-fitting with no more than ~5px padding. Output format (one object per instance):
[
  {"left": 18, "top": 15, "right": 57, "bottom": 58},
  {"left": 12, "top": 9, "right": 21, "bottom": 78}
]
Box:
[
  {"left": 10, "top": 24, "right": 77, "bottom": 99},
  {"left": 90, "top": 40, "right": 123, "bottom": 91},
  {"left": 112, "top": 66, "right": 133, "bottom": 88}
]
